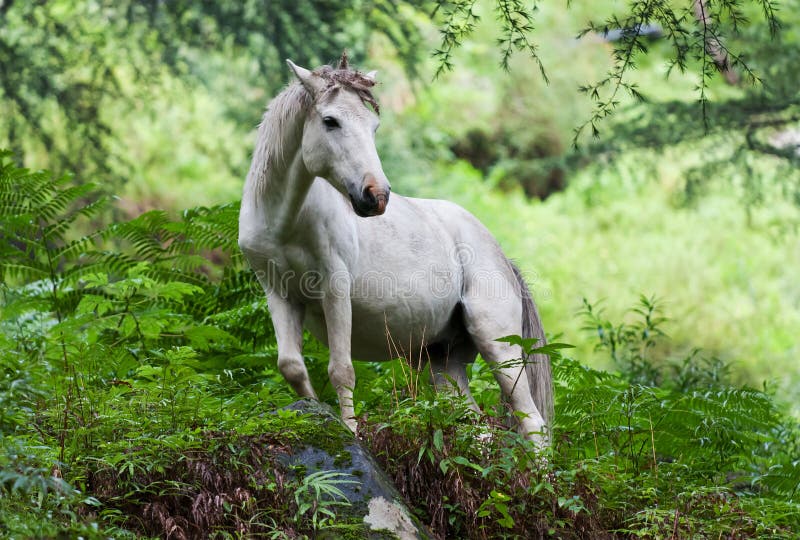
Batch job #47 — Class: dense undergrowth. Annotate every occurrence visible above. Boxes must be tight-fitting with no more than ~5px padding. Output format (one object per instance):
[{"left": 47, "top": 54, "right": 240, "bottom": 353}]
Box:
[{"left": 1, "top": 152, "right": 799, "bottom": 538}]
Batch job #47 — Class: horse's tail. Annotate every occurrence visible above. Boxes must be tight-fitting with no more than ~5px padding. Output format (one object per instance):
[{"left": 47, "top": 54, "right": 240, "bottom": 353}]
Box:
[{"left": 510, "top": 263, "right": 554, "bottom": 428}]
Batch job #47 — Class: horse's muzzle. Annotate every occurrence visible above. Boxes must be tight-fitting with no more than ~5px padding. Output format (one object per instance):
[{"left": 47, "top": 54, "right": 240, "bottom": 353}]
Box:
[{"left": 351, "top": 174, "right": 390, "bottom": 217}]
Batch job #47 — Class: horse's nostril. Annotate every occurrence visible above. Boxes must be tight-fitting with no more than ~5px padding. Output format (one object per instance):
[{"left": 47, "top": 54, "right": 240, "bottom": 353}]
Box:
[
  {"left": 359, "top": 174, "right": 389, "bottom": 215},
  {"left": 362, "top": 185, "right": 377, "bottom": 204},
  {"left": 375, "top": 193, "right": 388, "bottom": 215}
]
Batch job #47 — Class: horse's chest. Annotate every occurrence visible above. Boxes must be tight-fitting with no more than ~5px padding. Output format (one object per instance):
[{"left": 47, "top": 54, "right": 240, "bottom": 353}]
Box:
[
  {"left": 261, "top": 239, "right": 342, "bottom": 301},
  {"left": 264, "top": 247, "right": 307, "bottom": 283}
]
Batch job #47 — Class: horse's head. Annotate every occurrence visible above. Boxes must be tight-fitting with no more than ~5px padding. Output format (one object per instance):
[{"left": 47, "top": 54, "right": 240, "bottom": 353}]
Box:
[{"left": 288, "top": 57, "right": 390, "bottom": 217}]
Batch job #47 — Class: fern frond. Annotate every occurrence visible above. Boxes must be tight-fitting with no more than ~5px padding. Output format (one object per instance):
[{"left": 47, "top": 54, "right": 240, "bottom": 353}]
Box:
[
  {"left": 36, "top": 180, "right": 95, "bottom": 221},
  {"left": 758, "top": 461, "right": 800, "bottom": 496},
  {"left": 0, "top": 262, "right": 51, "bottom": 282}
]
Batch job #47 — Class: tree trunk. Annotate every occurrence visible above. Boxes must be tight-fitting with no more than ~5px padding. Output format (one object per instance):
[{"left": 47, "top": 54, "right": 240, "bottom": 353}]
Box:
[{"left": 693, "top": 0, "right": 740, "bottom": 85}]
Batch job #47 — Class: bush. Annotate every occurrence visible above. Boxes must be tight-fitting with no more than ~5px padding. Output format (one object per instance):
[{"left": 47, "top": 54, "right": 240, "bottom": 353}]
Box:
[
  {"left": 1, "top": 152, "right": 798, "bottom": 537},
  {"left": 359, "top": 335, "right": 800, "bottom": 538}
]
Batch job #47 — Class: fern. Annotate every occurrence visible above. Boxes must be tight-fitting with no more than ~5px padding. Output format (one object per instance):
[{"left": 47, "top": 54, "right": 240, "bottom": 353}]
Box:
[
  {"left": 2, "top": 152, "right": 798, "bottom": 537},
  {"left": 560, "top": 298, "right": 799, "bottom": 503},
  {"left": 0, "top": 153, "right": 105, "bottom": 287},
  {"left": 0, "top": 152, "right": 279, "bottom": 461}
]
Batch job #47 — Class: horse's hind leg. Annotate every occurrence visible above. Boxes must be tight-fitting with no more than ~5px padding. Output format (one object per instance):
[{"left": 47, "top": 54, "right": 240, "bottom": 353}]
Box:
[
  {"left": 429, "top": 343, "right": 480, "bottom": 414},
  {"left": 462, "top": 296, "right": 547, "bottom": 445}
]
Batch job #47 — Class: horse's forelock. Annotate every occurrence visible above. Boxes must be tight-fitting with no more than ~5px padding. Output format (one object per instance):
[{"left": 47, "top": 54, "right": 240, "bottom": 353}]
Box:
[{"left": 312, "top": 64, "right": 380, "bottom": 115}]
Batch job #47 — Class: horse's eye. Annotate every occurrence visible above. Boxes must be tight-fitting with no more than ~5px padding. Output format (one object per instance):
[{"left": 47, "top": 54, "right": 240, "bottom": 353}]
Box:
[{"left": 323, "top": 116, "right": 340, "bottom": 130}]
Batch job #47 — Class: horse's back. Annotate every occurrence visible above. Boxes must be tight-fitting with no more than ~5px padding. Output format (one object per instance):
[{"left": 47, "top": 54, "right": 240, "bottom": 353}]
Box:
[
  {"left": 352, "top": 193, "right": 505, "bottom": 288},
  {"left": 392, "top": 195, "right": 516, "bottom": 281}
]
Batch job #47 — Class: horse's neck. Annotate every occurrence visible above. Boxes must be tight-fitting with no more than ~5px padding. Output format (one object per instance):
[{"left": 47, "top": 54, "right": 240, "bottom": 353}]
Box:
[
  {"left": 246, "top": 134, "right": 315, "bottom": 242},
  {"left": 265, "top": 150, "right": 314, "bottom": 238}
]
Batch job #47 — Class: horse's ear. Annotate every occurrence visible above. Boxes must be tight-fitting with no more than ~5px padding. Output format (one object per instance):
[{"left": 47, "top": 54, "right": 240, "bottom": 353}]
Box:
[
  {"left": 287, "top": 59, "right": 324, "bottom": 95},
  {"left": 365, "top": 70, "right": 378, "bottom": 83}
]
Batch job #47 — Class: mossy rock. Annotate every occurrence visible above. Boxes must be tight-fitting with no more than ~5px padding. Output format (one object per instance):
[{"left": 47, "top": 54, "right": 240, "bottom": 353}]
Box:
[
  {"left": 85, "top": 399, "right": 431, "bottom": 539},
  {"left": 279, "top": 399, "right": 433, "bottom": 540}
]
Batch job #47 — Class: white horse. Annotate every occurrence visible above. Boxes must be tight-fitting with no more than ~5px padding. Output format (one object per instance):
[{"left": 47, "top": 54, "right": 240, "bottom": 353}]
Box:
[{"left": 238, "top": 54, "right": 553, "bottom": 445}]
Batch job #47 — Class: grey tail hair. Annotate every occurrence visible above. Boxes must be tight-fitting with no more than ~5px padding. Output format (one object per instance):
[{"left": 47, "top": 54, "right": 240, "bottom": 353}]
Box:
[{"left": 510, "top": 262, "right": 554, "bottom": 427}]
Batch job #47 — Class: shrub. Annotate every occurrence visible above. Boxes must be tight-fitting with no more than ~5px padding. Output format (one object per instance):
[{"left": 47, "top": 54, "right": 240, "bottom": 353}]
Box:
[{"left": 1, "top": 152, "right": 797, "bottom": 537}]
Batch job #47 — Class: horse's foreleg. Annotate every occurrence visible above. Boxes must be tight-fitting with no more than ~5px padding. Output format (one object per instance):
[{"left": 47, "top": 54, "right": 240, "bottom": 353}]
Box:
[
  {"left": 268, "top": 291, "right": 316, "bottom": 399},
  {"left": 321, "top": 287, "right": 357, "bottom": 433}
]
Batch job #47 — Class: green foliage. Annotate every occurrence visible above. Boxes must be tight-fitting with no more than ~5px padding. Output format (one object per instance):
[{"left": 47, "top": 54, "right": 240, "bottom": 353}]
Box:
[
  {"left": 417, "top": 0, "right": 800, "bottom": 209},
  {"left": 554, "top": 2, "right": 800, "bottom": 209},
  {"left": 1, "top": 152, "right": 281, "bottom": 535},
  {"left": 0, "top": 0, "right": 425, "bottom": 187},
  {"left": 427, "top": 0, "right": 785, "bottom": 139},
  {"left": 294, "top": 470, "right": 357, "bottom": 532},
  {"left": 566, "top": 97, "right": 800, "bottom": 216},
  {"left": 4, "top": 0, "right": 796, "bottom": 209},
  {"left": 1, "top": 153, "right": 798, "bottom": 537},
  {"left": 362, "top": 306, "right": 800, "bottom": 539},
  {"left": 572, "top": 0, "right": 783, "bottom": 138},
  {"left": 580, "top": 295, "right": 669, "bottom": 386}
]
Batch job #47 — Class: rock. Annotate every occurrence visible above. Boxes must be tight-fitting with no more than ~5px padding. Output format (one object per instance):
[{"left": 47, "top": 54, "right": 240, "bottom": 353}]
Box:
[
  {"left": 769, "top": 128, "right": 800, "bottom": 157},
  {"left": 279, "top": 400, "right": 432, "bottom": 539}
]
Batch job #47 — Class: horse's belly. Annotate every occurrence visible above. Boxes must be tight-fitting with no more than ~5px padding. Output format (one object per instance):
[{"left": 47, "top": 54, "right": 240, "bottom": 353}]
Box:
[{"left": 303, "top": 294, "right": 461, "bottom": 362}]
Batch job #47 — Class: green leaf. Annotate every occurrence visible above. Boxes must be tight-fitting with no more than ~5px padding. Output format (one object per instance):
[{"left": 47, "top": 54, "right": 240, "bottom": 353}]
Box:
[
  {"left": 433, "top": 428, "right": 444, "bottom": 452},
  {"left": 451, "top": 455, "right": 486, "bottom": 475}
]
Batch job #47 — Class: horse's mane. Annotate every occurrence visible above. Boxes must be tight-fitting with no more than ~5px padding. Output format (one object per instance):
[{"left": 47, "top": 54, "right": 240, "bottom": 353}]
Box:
[{"left": 246, "top": 52, "right": 379, "bottom": 196}]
